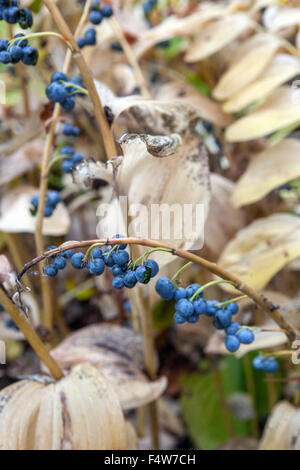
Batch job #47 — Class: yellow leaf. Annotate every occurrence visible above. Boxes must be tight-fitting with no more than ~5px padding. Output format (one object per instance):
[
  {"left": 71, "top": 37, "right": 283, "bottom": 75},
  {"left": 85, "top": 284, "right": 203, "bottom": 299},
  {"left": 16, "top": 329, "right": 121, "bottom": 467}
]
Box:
[
  {"left": 232, "top": 139, "right": 300, "bottom": 206},
  {"left": 218, "top": 213, "right": 300, "bottom": 290},
  {"left": 225, "top": 86, "right": 300, "bottom": 142},
  {"left": 213, "top": 33, "right": 280, "bottom": 100},
  {"left": 223, "top": 54, "right": 300, "bottom": 112}
]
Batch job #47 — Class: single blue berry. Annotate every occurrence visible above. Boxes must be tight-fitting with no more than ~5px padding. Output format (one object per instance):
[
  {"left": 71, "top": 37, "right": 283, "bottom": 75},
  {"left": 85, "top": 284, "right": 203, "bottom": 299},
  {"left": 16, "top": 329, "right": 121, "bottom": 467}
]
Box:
[
  {"left": 14, "top": 34, "right": 28, "bottom": 48},
  {"left": 174, "top": 287, "right": 186, "bottom": 301},
  {"left": 17, "top": 8, "right": 33, "bottom": 29},
  {"left": 62, "top": 249, "right": 74, "bottom": 259},
  {"left": 9, "top": 45, "right": 23, "bottom": 63},
  {"left": 47, "top": 190, "right": 60, "bottom": 207},
  {"left": 46, "top": 82, "right": 68, "bottom": 103},
  {"left": 84, "top": 28, "right": 97, "bottom": 46},
  {"left": 193, "top": 299, "right": 207, "bottom": 315},
  {"left": 3, "top": 6, "right": 19, "bottom": 24},
  {"left": 44, "top": 204, "right": 54, "bottom": 217},
  {"left": 90, "top": 10, "right": 103, "bottom": 24},
  {"left": 30, "top": 194, "right": 39, "bottom": 209},
  {"left": 61, "top": 159, "right": 74, "bottom": 174},
  {"left": 61, "top": 96, "right": 76, "bottom": 111},
  {"left": 45, "top": 264, "right": 58, "bottom": 277},
  {"left": 155, "top": 277, "right": 175, "bottom": 301},
  {"left": 91, "top": 247, "right": 103, "bottom": 259},
  {"left": 72, "top": 153, "right": 83, "bottom": 164},
  {"left": 225, "top": 335, "right": 240, "bottom": 353},
  {"left": 186, "top": 283, "right": 201, "bottom": 299},
  {"left": 61, "top": 146, "right": 74, "bottom": 156},
  {"left": 124, "top": 270, "right": 137, "bottom": 288},
  {"left": 77, "top": 37, "right": 86, "bottom": 49},
  {"left": 0, "top": 39, "right": 9, "bottom": 51},
  {"left": 54, "top": 256, "right": 67, "bottom": 270},
  {"left": 22, "top": 46, "right": 38, "bottom": 66},
  {"left": 0, "top": 51, "right": 11, "bottom": 63},
  {"left": 112, "top": 276, "right": 125, "bottom": 290},
  {"left": 71, "top": 252, "right": 85, "bottom": 269},
  {"left": 51, "top": 72, "right": 67, "bottom": 82},
  {"left": 214, "top": 309, "right": 232, "bottom": 329},
  {"left": 103, "top": 250, "right": 115, "bottom": 267},
  {"left": 206, "top": 300, "right": 219, "bottom": 316},
  {"left": 112, "top": 250, "right": 129, "bottom": 267},
  {"left": 63, "top": 123, "right": 80, "bottom": 137},
  {"left": 135, "top": 265, "right": 151, "bottom": 284},
  {"left": 226, "top": 322, "right": 240, "bottom": 336},
  {"left": 143, "top": 259, "right": 159, "bottom": 278},
  {"left": 226, "top": 302, "right": 239, "bottom": 315},
  {"left": 237, "top": 328, "right": 255, "bottom": 345},
  {"left": 174, "top": 312, "right": 186, "bottom": 324},
  {"left": 176, "top": 299, "right": 194, "bottom": 318},
  {"left": 88, "top": 258, "right": 105, "bottom": 275},
  {"left": 112, "top": 264, "right": 123, "bottom": 277},
  {"left": 101, "top": 5, "right": 113, "bottom": 17}
]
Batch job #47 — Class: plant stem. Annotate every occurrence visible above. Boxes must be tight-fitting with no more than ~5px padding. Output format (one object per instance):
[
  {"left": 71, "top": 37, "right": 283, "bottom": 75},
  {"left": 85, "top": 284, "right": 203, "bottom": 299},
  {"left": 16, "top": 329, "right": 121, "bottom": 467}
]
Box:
[
  {"left": 18, "top": 237, "right": 297, "bottom": 342},
  {"left": 216, "top": 295, "right": 248, "bottom": 308},
  {"left": 171, "top": 261, "right": 193, "bottom": 283},
  {"left": 0, "top": 287, "right": 63, "bottom": 380},
  {"left": 190, "top": 279, "right": 235, "bottom": 301},
  {"left": 8, "top": 31, "right": 70, "bottom": 48},
  {"left": 110, "top": 16, "right": 151, "bottom": 99},
  {"left": 43, "top": 0, "right": 117, "bottom": 159},
  {"left": 35, "top": 0, "right": 93, "bottom": 330}
]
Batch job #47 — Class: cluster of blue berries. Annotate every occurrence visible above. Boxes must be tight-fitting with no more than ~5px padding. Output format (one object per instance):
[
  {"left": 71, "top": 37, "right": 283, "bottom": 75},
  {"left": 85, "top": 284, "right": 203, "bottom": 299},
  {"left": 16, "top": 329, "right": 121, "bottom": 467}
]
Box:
[
  {"left": 44, "top": 236, "right": 159, "bottom": 292},
  {"left": 63, "top": 123, "right": 81, "bottom": 138},
  {"left": 89, "top": 1, "right": 113, "bottom": 25},
  {"left": 252, "top": 355, "right": 278, "bottom": 374},
  {"left": 77, "top": 28, "right": 96, "bottom": 49},
  {"left": 0, "top": 1, "right": 33, "bottom": 28},
  {"left": 46, "top": 73, "right": 86, "bottom": 111},
  {"left": 155, "top": 278, "right": 255, "bottom": 353},
  {"left": 143, "top": 0, "right": 157, "bottom": 15},
  {"left": 0, "top": 34, "right": 38, "bottom": 65},
  {"left": 30, "top": 190, "right": 60, "bottom": 218},
  {"left": 60, "top": 145, "right": 83, "bottom": 174}
]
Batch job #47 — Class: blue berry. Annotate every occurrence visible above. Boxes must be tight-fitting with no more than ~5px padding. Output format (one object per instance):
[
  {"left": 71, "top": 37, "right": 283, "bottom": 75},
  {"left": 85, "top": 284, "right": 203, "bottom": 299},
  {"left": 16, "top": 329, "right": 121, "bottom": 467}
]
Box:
[
  {"left": 9, "top": 45, "right": 23, "bottom": 63},
  {"left": 225, "top": 335, "right": 240, "bottom": 353},
  {"left": 226, "top": 302, "right": 239, "bottom": 315},
  {"left": 174, "top": 312, "right": 186, "bottom": 324},
  {"left": 61, "top": 96, "right": 75, "bottom": 111},
  {"left": 77, "top": 37, "right": 86, "bottom": 49},
  {"left": 22, "top": 46, "right": 38, "bottom": 66},
  {"left": 174, "top": 287, "right": 186, "bottom": 301},
  {"left": 5, "top": 318, "right": 19, "bottom": 330},
  {"left": 62, "top": 249, "right": 74, "bottom": 259},
  {"left": 61, "top": 146, "right": 74, "bottom": 156},
  {"left": 72, "top": 153, "right": 83, "bottom": 164},
  {"left": 91, "top": 247, "right": 103, "bottom": 259},
  {"left": 135, "top": 265, "right": 151, "bottom": 284},
  {"left": 214, "top": 309, "right": 232, "bottom": 329},
  {"left": 155, "top": 277, "right": 175, "bottom": 300},
  {"left": 193, "top": 299, "right": 207, "bottom": 315},
  {"left": 61, "top": 160, "right": 74, "bottom": 174},
  {"left": 17, "top": 8, "right": 33, "bottom": 29},
  {"left": 101, "top": 5, "right": 113, "bottom": 17},
  {"left": 45, "top": 245, "right": 57, "bottom": 253},
  {"left": 206, "top": 300, "right": 219, "bottom": 316},
  {"left": 45, "top": 264, "right": 58, "bottom": 277},
  {"left": 124, "top": 270, "right": 137, "bottom": 288},
  {"left": 88, "top": 258, "right": 105, "bottom": 275},
  {"left": 186, "top": 283, "right": 201, "bottom": 299},
  {"left": 3, "top": 6, "right": 19, "bottom": 24},
  {"left": 71, "top": 252, "right": 85, "bottom": 269},
  {"left": 54, "top": 256, "right": 67, "bottom": 270},
  {"left": 47, "top": 190, "right": 60, "bottom": 206},
  {"left": 63, "top": 124, "right": 80, "bottom": 137},
  {"left": 176, "top": 299, "right": 194, "bottom": 318},
  {"left": 112, "top": 264, "right": 123, "bottom": 277},
  {"left": 124, "top": 299, "right": 131, "bottom": 312},
  {"left": 44, "top": 204, "right": 54, "bottom": 217},
  {"left": 51, "top": 72, "right": 67, "bottom": 82},
  {"left": 14, "top": 34, "right": 28, "bottom": 48},
  {"left": 0, "top": 39, "right": 9, "bottom": 51},
  {"left": 226, "top": 322, "right": 240, "bottom": 335},
  {"left": 143, "top": 259, "right": 159, "bottom": 277},
  {"left": 90, "top": 9, "right": 103, "bottom": 24},
  {"left": 46, "top": 82, "right": 68, "bottom": 103},
  {"left": 84, "top": 28, "right": 96, "bottom": 46},
  {"left": 237, "top": 328, "right": 255, "bottom": 345},
  {"left": 103, "top": 250, "right": 115, "bottom": 267},
  {"left": 188, "top": 314, "right": 199, "bottom": 324},
  {"left": 253, "top": 355, "right": 278, "bottom": 374},
  {"left": 112, "top": 250, "right": 129, "bottom": 266},
  {"left": 112, "top": 276, "right": 125, "bottom": 290},
  {"left": 0, "top": 51, "right": 11, "bottom": 63}
]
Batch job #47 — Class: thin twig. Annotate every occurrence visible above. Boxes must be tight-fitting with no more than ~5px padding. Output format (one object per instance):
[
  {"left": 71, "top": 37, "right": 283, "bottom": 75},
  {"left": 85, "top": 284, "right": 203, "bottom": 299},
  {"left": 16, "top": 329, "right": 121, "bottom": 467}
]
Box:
[
  {"left": 17, "top": 237, "right": 297, "bottom": 342},
  {"left": 0, "top": 287, "right": 63, "bottom": 380}
]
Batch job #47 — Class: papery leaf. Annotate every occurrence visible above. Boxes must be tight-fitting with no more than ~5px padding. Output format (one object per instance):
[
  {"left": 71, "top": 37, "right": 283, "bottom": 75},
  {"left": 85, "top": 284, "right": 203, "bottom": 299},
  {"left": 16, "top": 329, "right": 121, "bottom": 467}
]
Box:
[
  {"left": 0, "top": 139, "right": 43, "bottom": 186},
  {"left": 217, "top": 213, "right": 300, "bottom": 290},
  {"left": 223, "top": 54, "right": 300, "bottom": 112},
  {"left": 213, "top": 33, "right": 280, "bottom": 100},
  {"left": 232, "top": 139, "right": 300, "bottom": 207},
  {"left": 262, "top": 5, "right": 300, "bottom": 32},
  {"left": 259, "top": 401, "right": 300, "bottom": 450},
  {"left": 185, "top": 14, "right": 254, "bottom": 63},
  {"left": 225, "top": 86, "right": 300, "bottom": 142}
]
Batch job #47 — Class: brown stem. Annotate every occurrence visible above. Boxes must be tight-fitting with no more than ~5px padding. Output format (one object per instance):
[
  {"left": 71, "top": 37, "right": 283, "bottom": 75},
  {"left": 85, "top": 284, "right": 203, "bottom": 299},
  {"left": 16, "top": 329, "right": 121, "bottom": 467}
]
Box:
[
  {"left": 110, "top": 17, "right": 151, "bottom": 99},
  {"left": 18, "top": 237, "right": 297, "bottom": 342},
  {"left": 0, "top": 287, "right": 63, "bottom": 380}
]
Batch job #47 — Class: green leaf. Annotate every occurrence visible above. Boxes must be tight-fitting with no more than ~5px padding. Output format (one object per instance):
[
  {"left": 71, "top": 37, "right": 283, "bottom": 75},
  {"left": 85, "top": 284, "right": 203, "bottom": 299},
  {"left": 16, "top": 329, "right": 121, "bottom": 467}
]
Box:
[
  {"left": 152, "top": 299, "right": 174, "bottom": 331},
  {"left": 180, "top": 355, "right": 251, "bottom": 449},
  {"left": 30, "top": 0, "right": 43, "bottom": 13}
]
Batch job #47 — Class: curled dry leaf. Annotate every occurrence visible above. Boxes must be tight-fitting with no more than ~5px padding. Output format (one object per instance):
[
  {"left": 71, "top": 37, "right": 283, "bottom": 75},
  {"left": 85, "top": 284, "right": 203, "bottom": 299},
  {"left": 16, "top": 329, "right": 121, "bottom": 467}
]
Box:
[
  {"left": 185, "top": 13, "right": 255, "bottom": 63},
  {"left": 0, "top": 364, "right": 128, "bottom": 450},
  {"left": 0, "top": 186, "right": 70, "bottom": 236},
  {"left": 118, "top": 133, "right": 182, "bottom": 158},
  {"left": 262, "top": 5, "right": 300, "bottom": 32},
  {"left": 232, "top": 139, "right": 300, "bottom": 207},
  {"left": 225, "top": 86, "right": 300, "bottom": 142},
  {"left": 217, "top": 213, "right": 300, "bottom": 290},
  {"left": 0, "top": 139, "right": 43, "bottom": 186},
  {"left": 259, "top": 401, "right": 300, "bottom": 450},
  {"left": 46, "top": 324, "right": 167, "bottom": 411},
  {"left": 213, "top": 33, "right": 280, "bottom": 101},
  {"left": 223, "top": 54, "right": 300, "bottom": 112},
  {"left": 204, "top": 173, "right": 246, "bottom": 258}
]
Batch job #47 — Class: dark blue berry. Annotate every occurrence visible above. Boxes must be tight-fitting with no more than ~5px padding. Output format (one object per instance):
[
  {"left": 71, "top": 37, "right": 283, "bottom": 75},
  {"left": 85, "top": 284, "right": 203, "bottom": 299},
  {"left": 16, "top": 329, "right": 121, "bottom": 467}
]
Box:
[
  {"left": 46, "top": 82, "right": 68, "bottom": 103},
  {"left": 101, "top": 5, "right": 113, "bottom": 17},
  {"left": 0, "top": 39, "right": 9, "bottom": 51},
  {"left": 226, "top": 322, "right": 240, "bottom": 335},
  {"left": 14, "top": 34, "right": 28, "bottom": 48},
  {"left": 155, "top": 277, "right": 175, "bottom": 300},
  {"left": 54, "top": 256, "right": 67, "bottom": 270},
  {"left": 225, "top": 335, "right": 240, "bottom": 352},
  {"left": 61, "top": 160, "right": 74, "bottom": 174},
  {"left": 84, "top": 28, "right": 97, "bottom": 46},
  {"left": 124, "top": 270, "right": 137, "bottom": 288},
  {"left": 47, "top": 190, "right": 60, "bottom": 207},
  {"left": 174, "top": 287, "right": 186, "bottom": 301},
  {"left": 112, "top": 250, "right": 129, "bottom": 266},
  {"left": 176, "top": 298, "right": 194, "bottom": 318},
  {"left": 253, "top": 355, "right": 278, "bottom": 374},
  {"left": 71, "top": 252, "right": 85, "bottom": 269},
  {"left": 77, "top": 37, "right": 86, "bottom": 49},
  {"left": 0, "top": 51, "right": 11, "bottom": 63},
  {"left": 88, "top": 258, "right": 105, "bottom": 275},
  {"left": 91, "top": 247, "right": 103, "bottom": 259},
  {"left": 45, "top": 264, "right": 58, "bottom": 277},
  {"left": 174, "top": 312, "right": 186, "bottom": 324},
  {"left": 17, "top": 8, "right": 33, "bottom": 29},
  {"left": 237, "top": 328, "right": 255, "bottom": 345},
  {"left": 72, "top": 153, "right": 83, "bottom": 164},
  {"left": 135, "top": 265, "right": 151, "bottom": 284},
  {"left": 61, "top": 96, "right": 76, "bottom": 111},
  {"left": 186, "top": 283, "right": 201, "bottom": 299},
  {"left": 143, "top": 259, "right": 159, "bottom": 278},
  {"left": 214, "top": 309, "right": 232, "bottom": 329},
  {"left": 226, "top": 302, "right": 239, "bottom": 315},
  {"left": 112, "top": 264, "right": 123, "bottom": 277},
  {"left": 193, "top": 299, "right": 207, "bottom": 315},
  {"left": 63, "top": 124, "right": 80, "bottom": 137},
  {"left": 112, "top": 234, "right": 127, "bottom": 250},
  {"left": 22, "top": 46, "right": 38, "bottom": 66},
  {"left": 62, "top": 249, "right": 75, "bottom": 259},
  {"left": 112, "top": 276, "right": 125, "bottom": 289},
  {"left": 103, "top": 250, "right": 115, "bottom": 267},
  {"left": 206, "top": 300, "right": 219, "bottom": 316},
  {"left": 51, "top": 72, "right": 67, "bottom": 82},
  {"left": 90, "top": 9, "right": 103, "bottom": 24},
  {"left": 3, "top": 6, "right": 19, "bottom": 24},
  {"left": 9, "top": 45, "right": 23, "bottom": 63}
]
